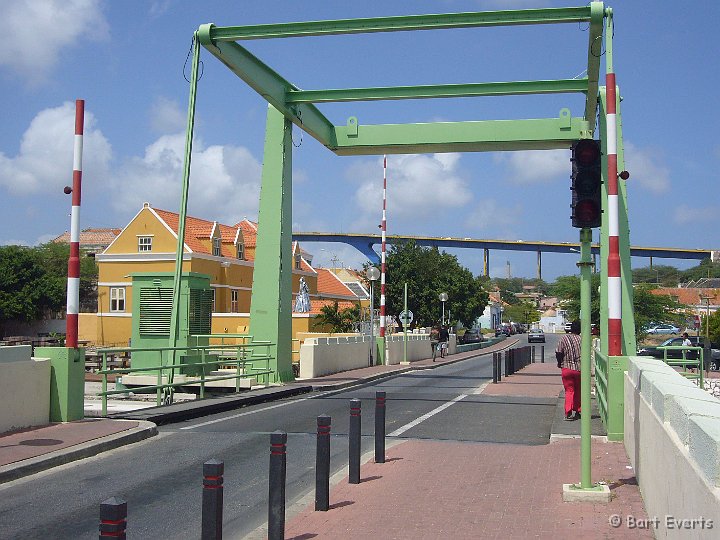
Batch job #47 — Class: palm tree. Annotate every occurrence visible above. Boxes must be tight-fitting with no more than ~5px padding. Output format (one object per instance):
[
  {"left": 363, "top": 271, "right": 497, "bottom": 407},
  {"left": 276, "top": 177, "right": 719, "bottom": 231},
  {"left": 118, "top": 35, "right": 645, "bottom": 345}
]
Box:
[{"left": 315, "top": 301, "right": 361, "bottom": 333}]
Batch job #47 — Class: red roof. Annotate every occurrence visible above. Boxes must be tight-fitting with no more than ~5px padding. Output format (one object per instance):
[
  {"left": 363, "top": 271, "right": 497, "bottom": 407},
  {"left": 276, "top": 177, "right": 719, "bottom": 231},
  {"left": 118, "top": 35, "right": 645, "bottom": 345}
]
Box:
[
  {"left": 152, "top": 207, "right": 257, "bottom": 259},
  {"left": 316, "top": 268, "right": 358, "bottom": 298},
  {"left": 52, "top": 228, "right": 121, "bottom": 247},
  {"left": 651, "top": 287, "right": 720, "bottom": 306}
]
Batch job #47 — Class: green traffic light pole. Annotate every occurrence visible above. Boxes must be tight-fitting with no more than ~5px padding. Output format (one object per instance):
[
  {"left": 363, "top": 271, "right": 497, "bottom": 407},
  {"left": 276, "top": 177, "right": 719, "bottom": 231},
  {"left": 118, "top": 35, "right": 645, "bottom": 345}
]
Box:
[{"left": 578, "top": 227, "right": 594, "bottom": 490}]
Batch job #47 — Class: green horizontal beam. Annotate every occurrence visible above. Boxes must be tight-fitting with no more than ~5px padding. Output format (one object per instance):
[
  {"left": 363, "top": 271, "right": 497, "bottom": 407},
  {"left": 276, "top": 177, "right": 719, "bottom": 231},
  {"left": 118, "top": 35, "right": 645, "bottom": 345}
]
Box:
[
  {"left": 333, "top": 114, "right": 591, "bottom": 155},
  {"left": 286, "top": 78, "right": 589, "bottom": 104},
  {"left": 197, "top": 25, "right": 337, "bottom": 149},
  {"left": 204, "top": 7, "right": 593, "bottom": 41}
]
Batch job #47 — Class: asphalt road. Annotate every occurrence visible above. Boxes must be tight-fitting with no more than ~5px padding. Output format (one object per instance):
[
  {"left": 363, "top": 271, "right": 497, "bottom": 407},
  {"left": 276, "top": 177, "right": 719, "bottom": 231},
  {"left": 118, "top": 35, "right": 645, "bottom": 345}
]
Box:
[{"left": 0, "top": 337, "right": 559, "bottom": 539}]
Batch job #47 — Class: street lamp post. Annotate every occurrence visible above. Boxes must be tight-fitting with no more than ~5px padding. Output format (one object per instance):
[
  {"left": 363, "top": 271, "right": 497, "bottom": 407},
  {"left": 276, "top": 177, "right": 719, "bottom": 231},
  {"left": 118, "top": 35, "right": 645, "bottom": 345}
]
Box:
[
  {"left": 439, "top": 292, "right": 448, "bottom": 326},
  {"left": 367, "top": 267, "right": 381, "bottom": 366}
]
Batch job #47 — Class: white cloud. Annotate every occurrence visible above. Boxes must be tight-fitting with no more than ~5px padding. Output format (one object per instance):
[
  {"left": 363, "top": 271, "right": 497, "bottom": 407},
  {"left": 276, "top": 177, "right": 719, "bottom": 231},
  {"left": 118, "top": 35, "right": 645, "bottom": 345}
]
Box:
[
  {"left": 623, "top": 141, "right": 670, "bottom": 194},
  {"left": 349, "top": 153, "right": 472, "bottom": 229},
  {"left": 464, "top": 198, "right": 522, "bottom": 234},
  {"left": 0, "top": 0, "right": 108, "bottom": 83},
  {"left": 494, "top": 149, "right": 569, "bottom": 185},
  {"left": 0, "top": 102, "right": 112, "bottom": 195},
  {"left": 673, "top": 204, "right": 715, "bottom": 225},
  {"left": 112, "top": 133, "right": 262, "bottom": 225},
  {"left": 150, "top": 97, "right": 186, "bottom": 134}
]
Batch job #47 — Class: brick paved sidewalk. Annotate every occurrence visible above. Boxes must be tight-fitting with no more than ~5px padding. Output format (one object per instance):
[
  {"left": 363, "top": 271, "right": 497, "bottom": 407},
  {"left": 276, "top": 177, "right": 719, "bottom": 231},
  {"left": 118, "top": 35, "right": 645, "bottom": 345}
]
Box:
[
  {"left": 482, "top": 361, "right": 563, "bottom": 399},
  {"left": 284, "top": 438, "right": 650, "bottom": 540}
]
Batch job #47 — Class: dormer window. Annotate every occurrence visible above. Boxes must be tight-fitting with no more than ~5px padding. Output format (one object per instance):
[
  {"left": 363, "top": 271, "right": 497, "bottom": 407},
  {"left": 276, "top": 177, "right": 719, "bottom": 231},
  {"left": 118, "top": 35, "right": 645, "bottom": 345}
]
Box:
[
  {"left": 138, "top": 236, "right": 152, "bottom": 252},
  {"left": 295, "top": 253, "right": 302, "bottom": 270},
  {"left": 212, "top": 237, "right": 221, "bottom": 257},
  {"left": 236, "top": 242, "right": 245, "bottom": 260}
]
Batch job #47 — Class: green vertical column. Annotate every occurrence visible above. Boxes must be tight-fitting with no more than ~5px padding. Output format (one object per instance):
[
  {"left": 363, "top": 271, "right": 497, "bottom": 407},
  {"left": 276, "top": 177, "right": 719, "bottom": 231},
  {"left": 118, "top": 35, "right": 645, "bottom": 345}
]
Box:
[
  {"left": 249, "top": 105, "right": 294, "bottom": 382},
  {"left": 36, "top": 347, "right": 85, "bottom": 421},
  {"left": 579, "top": 228, "right": 593, "bottom": 489}
]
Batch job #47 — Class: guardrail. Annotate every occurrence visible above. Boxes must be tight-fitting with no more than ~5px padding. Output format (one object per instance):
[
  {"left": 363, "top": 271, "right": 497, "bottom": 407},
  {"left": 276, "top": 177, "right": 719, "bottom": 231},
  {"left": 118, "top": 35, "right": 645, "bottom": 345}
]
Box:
[
  {"left": 658, "top": 345, "right": 704, "bottom": 388},
  {"left": 96, "top": 340, "right": 274, "bottom": 417},
  {"left": 594, "top": 349, "right": 627, "bottom": 441}
]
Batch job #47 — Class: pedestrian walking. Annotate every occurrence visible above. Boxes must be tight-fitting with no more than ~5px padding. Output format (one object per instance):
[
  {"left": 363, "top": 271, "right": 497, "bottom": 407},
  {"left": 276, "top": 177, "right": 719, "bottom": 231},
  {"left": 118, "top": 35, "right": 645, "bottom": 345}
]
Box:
[
  {"left": 556, "top": 320, "right": 581, "bottom": 420},
  {"left": 438, "top": 325, "right": 450, "bottom": 359}
]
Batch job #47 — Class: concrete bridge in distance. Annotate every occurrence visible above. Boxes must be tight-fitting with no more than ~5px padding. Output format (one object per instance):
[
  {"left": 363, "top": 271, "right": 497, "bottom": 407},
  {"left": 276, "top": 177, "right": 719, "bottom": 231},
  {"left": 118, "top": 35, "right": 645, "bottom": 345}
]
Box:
[{"left": 292, "top": 232, "right": 716, "bottom": 280}]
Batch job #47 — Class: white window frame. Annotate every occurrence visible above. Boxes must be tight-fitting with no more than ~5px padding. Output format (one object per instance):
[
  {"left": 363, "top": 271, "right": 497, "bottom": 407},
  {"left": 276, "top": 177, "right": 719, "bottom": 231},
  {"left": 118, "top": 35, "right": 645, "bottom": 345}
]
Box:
[
  {"left": 138, "top": 236, "right": 153, "bottom": 252},
  {"left": 230, "top": 289, "right": 239, "bottom": 313},
  {"left": 212, "top": 237, "right": 222, "bottom": 257},
  {"left": 211, "top": 288, "right": 216, "bottom": 312},
  {"left": 236, "top": 243, "right": 245, "bottom": 260},
  {"left": 110, "top": 287, "right": 126, "bottom": 312}
]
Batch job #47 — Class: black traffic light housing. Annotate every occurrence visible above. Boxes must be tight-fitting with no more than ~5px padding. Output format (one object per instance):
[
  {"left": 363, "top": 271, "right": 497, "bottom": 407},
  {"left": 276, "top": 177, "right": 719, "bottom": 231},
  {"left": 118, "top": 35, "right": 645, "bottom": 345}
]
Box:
[{"left": 571, "top": 139, "right": 602, "bottom": 228}]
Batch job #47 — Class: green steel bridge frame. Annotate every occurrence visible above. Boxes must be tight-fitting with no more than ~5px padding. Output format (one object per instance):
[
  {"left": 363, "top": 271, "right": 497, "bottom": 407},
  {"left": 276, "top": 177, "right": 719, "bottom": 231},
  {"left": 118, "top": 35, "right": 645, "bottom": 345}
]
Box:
[{"left": 169, "top": 2, "right": 634, "bottom": 385}]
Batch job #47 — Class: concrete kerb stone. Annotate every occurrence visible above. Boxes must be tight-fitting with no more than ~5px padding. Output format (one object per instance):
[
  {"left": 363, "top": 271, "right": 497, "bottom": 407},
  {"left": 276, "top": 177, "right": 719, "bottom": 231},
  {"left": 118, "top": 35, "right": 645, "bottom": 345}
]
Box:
[
  {"left": 628, "top": 357, "right": 678, "bottom": 390},
  {"left": 562, "top": 483, "right": 612, "bottom": 503},
  {"left": 666, "top": 395, "right": 720, "bottom": 445},
  {"left": 0, "top": 420, "right": 157, "bottom": 485},
  {"left": 645, "top": 375, "right": 715, "bottom": 421},
  {"left": 688, "top": 415, "right": 720, "bottom": 487}
]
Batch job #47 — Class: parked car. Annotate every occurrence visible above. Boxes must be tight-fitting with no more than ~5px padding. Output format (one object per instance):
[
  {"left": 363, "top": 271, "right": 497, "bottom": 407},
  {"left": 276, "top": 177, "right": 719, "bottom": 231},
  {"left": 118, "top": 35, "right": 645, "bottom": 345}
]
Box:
[
  {"left": 495, "top": 323, "right": 512, "bottom": 337},
  {"left": 637, "top": 336, "right": 720, "bottom": 370},
  {"left": 527, "top": 328, "right": 545, "bottom": 343},
  {"left": 646, "top": 324, "right": 680, "bottom": 335},
  {"left": 460, "top": 328, "right": 482, "bottom": 344}
]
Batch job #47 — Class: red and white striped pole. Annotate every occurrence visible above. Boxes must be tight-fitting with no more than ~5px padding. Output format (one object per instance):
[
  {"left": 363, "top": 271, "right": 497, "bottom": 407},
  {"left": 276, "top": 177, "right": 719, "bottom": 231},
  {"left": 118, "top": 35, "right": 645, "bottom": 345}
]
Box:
[
  {"left": 379, "top": 156, "right": 388, "bottom": 350},
  {"left": 605, "top": 75, "right": 621, "bottom": 356},
  {"left": 66, "top": 99, "right": 84, "bottom": 349}
]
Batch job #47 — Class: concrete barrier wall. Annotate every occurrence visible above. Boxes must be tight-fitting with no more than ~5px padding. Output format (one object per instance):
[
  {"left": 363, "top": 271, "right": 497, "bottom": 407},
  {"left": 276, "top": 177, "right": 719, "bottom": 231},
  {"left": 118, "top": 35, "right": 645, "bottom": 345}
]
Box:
[
  {"left": 298, "top": 334, "right": 435, "bottom": 378},
  {"left": 624, "top": 357, "right": 720, "bottom": 537},
  {"left": 0, "top": 346, "right": 51, "bottom": 433}
]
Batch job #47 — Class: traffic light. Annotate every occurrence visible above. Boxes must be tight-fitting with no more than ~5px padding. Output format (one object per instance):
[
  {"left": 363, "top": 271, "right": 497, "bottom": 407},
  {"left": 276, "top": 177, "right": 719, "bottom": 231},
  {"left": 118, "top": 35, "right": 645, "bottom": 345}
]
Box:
[{"left": 570, "top": 139, "right": 602, "bottom": 228}]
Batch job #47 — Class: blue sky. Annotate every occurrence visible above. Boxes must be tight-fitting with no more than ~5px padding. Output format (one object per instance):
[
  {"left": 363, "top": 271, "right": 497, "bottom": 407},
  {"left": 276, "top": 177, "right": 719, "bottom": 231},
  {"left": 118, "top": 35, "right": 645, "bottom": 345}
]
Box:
[{"left": 1, "top": 0, "right": 718, "bottom": 281}]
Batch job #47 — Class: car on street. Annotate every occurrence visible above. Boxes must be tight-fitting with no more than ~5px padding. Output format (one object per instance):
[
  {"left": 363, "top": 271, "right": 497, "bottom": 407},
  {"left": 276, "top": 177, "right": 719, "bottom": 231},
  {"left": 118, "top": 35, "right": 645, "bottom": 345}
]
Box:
[
  {"left": 527, "top": 328, "right": 545, "bottom": 343},
  {"left": 646, "top": 324, "right": 680, "bottom": 335},
  {"left": 460, "top": 328, "right": 482, "bottom": 344},
  {"left": 637, "top": 336, "right": 720, "bottom": 370},
  {"left": 495, "top": 323, "right": 512, "bottom": 336}
]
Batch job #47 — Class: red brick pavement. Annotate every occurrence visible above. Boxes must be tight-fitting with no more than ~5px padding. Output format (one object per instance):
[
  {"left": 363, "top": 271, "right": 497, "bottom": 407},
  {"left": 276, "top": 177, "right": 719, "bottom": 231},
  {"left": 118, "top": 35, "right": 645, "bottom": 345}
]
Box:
[
  {"left": 482, "top": 362, "right": 564, "bottom": 399},
  {"left": 0, "top": 419, "right": 139, "bottom": 467},
  {"left": 284, "top": 438, "right": 651, "bottom": 540}
]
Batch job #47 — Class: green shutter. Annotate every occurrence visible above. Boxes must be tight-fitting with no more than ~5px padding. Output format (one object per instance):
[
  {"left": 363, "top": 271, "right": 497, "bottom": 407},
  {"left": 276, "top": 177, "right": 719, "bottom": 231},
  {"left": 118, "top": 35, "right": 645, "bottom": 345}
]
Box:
[{"left": 139, "top": 287, "right": 173, "bottom": 336}]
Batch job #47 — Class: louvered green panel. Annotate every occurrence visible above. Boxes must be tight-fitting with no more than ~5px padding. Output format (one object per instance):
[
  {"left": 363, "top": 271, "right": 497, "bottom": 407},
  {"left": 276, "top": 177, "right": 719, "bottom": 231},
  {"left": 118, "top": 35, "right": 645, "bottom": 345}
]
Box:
[
  {"left": 139, "top": 287, "right": 173, "bottom": 336},
  {"left": 189, "top": 288, "right": 213, "bottom": 335}
]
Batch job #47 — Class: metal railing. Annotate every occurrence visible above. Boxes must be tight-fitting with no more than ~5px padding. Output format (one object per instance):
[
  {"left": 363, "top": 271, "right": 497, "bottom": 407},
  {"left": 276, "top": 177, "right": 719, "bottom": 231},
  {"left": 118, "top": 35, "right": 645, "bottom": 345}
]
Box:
[
  {"left": 594, "top": 348, "right": 627, "bottom": 442},
  {"left": 96, "top": 339, "right": 274, "bottom": 417},
  {"left": 658, "top": 345, "right": 704, "bottom": 388}
]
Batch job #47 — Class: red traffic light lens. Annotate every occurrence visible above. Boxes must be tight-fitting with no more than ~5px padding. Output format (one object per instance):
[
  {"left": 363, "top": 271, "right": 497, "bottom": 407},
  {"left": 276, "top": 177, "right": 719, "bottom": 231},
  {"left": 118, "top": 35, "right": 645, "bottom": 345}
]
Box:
[
  {"left": 574, "top": 140, "right": 600, "bottom": 167},
  {"left": 575, "top": 199, "right": 600, "bottom": 224}
]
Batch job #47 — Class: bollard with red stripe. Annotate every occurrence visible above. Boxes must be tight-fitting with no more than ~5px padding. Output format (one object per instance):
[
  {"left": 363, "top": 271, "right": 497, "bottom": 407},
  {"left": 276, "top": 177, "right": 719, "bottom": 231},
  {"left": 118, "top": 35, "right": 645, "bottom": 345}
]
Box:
[
  {"left": 268, "top": 431, "right": 287, "bottom": 540},
  {"left": 375, "top": 391, "right": 386, "bottom": 464},
  {"left": 349, "top": 399, "right": 361, "bottom": 484},
  {"left": 315, "top": 415, "right": 331, "bottom": 511},
  {"left": 202, "top": 459, "right": 224, "bottom": 540},
  {"left": 99, "top": 497, "right": 126, "bottom": 540}
]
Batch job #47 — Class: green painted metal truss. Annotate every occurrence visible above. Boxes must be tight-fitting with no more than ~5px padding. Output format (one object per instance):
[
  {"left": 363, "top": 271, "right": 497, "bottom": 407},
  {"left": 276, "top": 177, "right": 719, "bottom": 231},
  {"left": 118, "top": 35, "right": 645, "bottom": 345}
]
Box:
[{"left": 196, "top": 2, "right": 607, "bottom": 154}]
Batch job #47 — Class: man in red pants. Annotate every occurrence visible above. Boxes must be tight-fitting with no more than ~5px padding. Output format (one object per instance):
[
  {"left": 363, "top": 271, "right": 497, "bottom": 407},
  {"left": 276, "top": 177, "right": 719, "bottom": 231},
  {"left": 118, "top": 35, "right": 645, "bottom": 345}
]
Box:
[{"left": 556, "top": 320, "right": 582, "bottom": 421}]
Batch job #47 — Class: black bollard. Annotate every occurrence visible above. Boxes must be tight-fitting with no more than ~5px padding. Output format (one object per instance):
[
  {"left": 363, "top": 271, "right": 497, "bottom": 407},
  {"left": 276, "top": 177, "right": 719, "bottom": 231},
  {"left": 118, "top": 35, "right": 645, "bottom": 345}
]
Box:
[
  {"left": 497, "top": 352, "right": 502, "bottom": 382},
  {"left": 532, "top": 346, "right": 536, "bottom": 363},
  {"left": 504, "top": 350, "right": 509, "bottom": 377},
  {"left": 202, "top": 460, "right": 223, "bottom": 540},
  {"left": 492, "top": 352, "right": 498, "bottom": 383},
  {"left": 315, "top": 415, "right": 331, "bottom": 511},
  {"left": 349, "top": 399, "right": 361, "bottom": 484},
  {"left": 509, "top": 348, "right": 515, "bottom": 375},
  {"left": 375, "top": 391, "right": 386, "bottom": 464},
  {"left": 268, "top": 431, "right": 287, "bottom": 540},
  {"left": 99, "top": 497, "right": 127, "bottom": 540},
  {"left": 541, "top": 345, "right": 545, "bottom": 363}
]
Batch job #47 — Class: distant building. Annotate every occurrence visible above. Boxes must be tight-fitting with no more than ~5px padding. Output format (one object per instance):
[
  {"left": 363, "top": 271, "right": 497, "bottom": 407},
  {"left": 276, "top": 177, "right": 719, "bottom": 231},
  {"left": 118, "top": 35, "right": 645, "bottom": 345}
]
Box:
[
  {"left": 52, "top": 228, "right": 121, "bottom": 255},
  {"left": 649, "top": 287, "right": 719, "bottom": 319}
]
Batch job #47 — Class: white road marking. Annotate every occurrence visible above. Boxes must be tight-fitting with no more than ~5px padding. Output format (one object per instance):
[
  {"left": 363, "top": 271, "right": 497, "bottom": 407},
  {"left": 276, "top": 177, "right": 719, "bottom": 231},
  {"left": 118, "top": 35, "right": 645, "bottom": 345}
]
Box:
[{"left": 388, "top": 393, "right": 467, "bottom": 437}]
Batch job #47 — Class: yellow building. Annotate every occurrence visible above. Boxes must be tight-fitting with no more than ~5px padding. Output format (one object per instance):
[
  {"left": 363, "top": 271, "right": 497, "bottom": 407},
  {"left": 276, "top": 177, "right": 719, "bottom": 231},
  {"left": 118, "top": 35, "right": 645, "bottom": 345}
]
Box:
[{"left": 83, "top": 203, "right": 365, "bottom": 346}]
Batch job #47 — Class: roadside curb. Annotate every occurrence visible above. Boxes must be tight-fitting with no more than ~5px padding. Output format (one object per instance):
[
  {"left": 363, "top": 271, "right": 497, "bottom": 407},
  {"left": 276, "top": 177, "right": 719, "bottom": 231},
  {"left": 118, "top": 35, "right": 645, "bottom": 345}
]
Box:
[
  {"left": 0, "top": 420, "right": 157, "bottom": 485},
  {"left": 109, "top": 385, "right": 314, "bottom": 425}
]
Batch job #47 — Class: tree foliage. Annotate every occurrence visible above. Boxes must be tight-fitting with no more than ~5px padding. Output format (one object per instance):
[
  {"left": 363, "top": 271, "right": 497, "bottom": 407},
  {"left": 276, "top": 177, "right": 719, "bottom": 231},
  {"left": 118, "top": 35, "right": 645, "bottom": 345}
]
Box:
[
  {"left": 0, "top": 243, "right": 98, "bottom": 333},
  {"left": 365, "top": 241, "right": 488, "bottom": 328},
  {"left": 504, "top": 300, "right": 540, "bottom": 324},
  {"left": 313, "top": 301, "right": 360, "bottom": 333}
]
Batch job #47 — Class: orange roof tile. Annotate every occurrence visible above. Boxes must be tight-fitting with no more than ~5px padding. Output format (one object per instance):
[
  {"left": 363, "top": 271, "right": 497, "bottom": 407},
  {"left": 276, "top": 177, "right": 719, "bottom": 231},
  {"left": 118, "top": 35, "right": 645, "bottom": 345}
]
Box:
[
  {"left": 650, "top": 287, "right": 720, "bottom": 306},
  {"left": 309, "top": 299, "right": 357, "bottom": 315},
  {"left": 52, "top": 228, "right": 121, "bottom": 247},
  {"left": 316, "top": 268, "right": 358, "bottom": 298}
]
